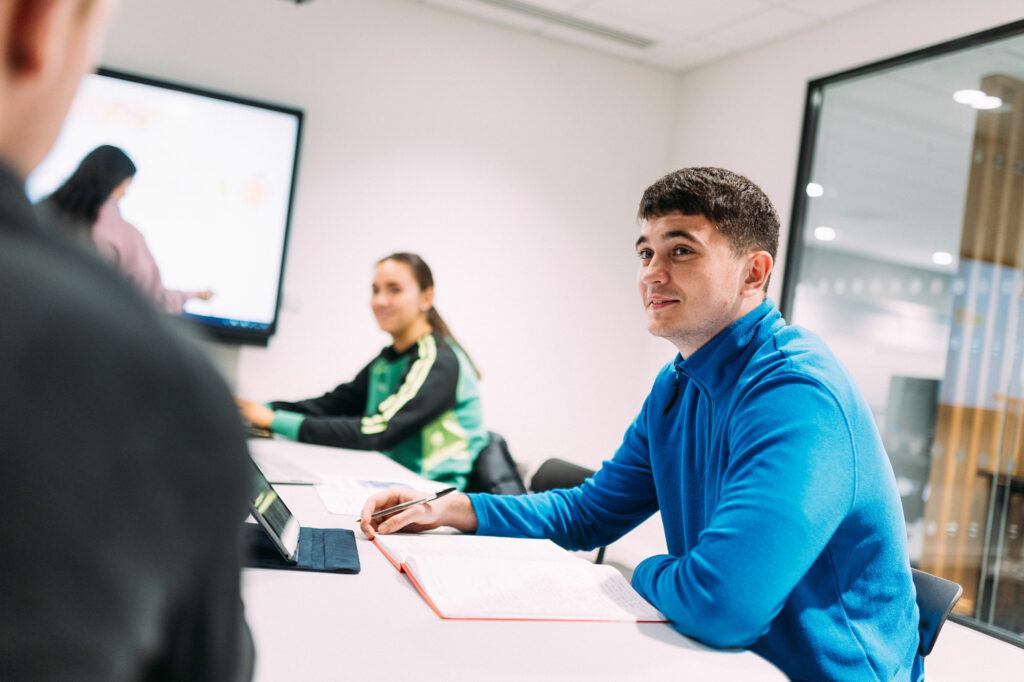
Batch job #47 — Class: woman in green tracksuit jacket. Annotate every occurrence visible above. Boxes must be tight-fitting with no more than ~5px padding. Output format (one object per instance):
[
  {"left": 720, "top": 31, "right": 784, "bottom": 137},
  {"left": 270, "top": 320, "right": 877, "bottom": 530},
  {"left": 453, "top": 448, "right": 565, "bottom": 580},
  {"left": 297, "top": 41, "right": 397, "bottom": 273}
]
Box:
[{"left": 238, "top": 253, "right": 487, "bottom": 490}]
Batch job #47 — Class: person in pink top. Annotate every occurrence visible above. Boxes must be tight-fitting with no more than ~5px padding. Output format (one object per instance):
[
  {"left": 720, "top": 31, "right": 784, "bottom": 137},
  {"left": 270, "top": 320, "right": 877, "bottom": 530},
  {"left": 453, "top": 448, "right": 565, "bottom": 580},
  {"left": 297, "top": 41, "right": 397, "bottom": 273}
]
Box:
[{"left": 41, "top": 145, "right": 212, "bottom": 314}]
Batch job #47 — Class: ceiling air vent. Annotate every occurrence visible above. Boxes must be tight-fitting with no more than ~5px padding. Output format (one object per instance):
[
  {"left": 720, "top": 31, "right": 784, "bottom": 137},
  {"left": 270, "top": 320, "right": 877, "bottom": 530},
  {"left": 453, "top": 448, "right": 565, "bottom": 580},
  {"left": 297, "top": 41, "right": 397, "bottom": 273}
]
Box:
[{"left": 469, "top": 0, "right": 655, "bottom": 49}]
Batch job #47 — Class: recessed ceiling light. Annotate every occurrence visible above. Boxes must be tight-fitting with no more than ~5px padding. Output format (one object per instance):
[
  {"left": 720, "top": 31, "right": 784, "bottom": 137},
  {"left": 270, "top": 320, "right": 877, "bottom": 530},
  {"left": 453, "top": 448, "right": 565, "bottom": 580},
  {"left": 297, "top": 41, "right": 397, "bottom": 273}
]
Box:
[
  {"left": 953, "top": 89, "right": 986, "bottom": 104},
  {"left": 813, "top": 226, "right": 836, "bottom": 241},
  {"left": 953, "top": 89, "right": 1003, "bottom": 110},
  {"left": 972, "top": 95, "right": 1002, "bottom": 110},
  {"left": 805, "top": 182, "right": 824, "bottom": 197},
  {"left": 932, "top": 251, "right": 953, "bottom": 266}
]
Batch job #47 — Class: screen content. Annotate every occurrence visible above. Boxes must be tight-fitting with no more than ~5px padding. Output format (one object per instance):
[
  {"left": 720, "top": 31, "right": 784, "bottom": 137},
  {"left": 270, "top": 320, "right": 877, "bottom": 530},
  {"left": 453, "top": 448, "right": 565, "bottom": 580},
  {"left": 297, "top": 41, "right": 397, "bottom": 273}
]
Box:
[
  {"left": 250, "top": 460, "right": 299, "bottom": 558},
  {"left": 27, "top": 69, "right": 302, "bottom": 344}
]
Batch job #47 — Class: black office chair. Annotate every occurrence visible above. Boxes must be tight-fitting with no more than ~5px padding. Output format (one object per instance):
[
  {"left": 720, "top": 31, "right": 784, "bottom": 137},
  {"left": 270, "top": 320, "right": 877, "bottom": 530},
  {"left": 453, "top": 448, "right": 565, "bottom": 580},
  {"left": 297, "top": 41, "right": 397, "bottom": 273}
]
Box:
[
  {"left": 465, "top": 431, "right": 528, "bottom": 495},
  {"left": 911, "top": 567, "right": 963, "bottom": 657},
  {"left": 530, "top": 458, "right": 605, "bottom": 564}
]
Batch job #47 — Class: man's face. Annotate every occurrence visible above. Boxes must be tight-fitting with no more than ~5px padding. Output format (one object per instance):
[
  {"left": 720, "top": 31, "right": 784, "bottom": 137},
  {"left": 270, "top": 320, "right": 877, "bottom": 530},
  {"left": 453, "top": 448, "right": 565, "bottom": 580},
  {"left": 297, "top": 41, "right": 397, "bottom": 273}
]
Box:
[{"left": 635, "top": 212, "right": 752, "bottom": 355}]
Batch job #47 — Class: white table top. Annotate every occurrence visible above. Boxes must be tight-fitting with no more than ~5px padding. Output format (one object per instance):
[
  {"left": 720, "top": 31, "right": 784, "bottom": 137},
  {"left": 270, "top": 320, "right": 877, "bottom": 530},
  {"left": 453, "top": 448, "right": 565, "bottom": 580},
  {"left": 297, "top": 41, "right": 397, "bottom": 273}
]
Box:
[{"left": 242, "top": 438, "right": 786, "bottom": 681}]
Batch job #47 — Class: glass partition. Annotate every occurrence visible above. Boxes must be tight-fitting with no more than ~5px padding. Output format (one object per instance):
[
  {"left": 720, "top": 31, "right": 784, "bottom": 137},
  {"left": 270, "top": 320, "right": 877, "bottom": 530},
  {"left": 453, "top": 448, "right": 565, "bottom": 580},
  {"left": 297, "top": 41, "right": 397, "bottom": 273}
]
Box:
[{"left": 782, "top": 19, "right": 1024, "bottom": 644}]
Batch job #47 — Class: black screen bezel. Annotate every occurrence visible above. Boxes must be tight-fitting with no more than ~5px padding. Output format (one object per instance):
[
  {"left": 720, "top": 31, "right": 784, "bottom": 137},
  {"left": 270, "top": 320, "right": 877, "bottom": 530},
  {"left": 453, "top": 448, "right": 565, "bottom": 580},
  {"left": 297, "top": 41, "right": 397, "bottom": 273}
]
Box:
[{"left": 95, "top": 66, "right": 304, "bottom": 346}]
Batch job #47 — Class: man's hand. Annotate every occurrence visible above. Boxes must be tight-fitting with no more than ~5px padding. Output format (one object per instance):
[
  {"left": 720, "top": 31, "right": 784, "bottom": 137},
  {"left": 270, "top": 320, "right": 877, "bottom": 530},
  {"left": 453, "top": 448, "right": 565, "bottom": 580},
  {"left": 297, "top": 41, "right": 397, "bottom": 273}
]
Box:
[
  {"left": 235, "top": 397, "right": 274, "bottom": 430},
  {"left": 359, "top": 487, "right": 478, "bottom": 539}
]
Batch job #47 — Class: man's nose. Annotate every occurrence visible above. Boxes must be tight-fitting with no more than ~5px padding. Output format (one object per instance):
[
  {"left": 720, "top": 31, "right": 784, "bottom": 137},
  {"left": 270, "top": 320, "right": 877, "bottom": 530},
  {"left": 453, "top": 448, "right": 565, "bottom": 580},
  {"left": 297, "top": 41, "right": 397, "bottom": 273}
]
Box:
[{"left": 640, "top": 255, "right": 667, "bottom": 285}]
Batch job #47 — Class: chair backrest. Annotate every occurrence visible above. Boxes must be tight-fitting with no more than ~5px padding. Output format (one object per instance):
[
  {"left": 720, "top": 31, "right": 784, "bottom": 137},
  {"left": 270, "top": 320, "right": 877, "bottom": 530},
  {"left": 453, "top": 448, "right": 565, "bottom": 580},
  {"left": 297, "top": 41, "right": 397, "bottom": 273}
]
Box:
[
  {"left": 529, "top": 458, "right": 604, "bottom": 563},
  {"left": 911, "top": 567, "right": 963, "bottom": 657},
  {"left": 530, "top": 458, "right": 595, "bottom": 493},
  {"left": 465, "top": 431, "right": 527, "bottom": 495}
]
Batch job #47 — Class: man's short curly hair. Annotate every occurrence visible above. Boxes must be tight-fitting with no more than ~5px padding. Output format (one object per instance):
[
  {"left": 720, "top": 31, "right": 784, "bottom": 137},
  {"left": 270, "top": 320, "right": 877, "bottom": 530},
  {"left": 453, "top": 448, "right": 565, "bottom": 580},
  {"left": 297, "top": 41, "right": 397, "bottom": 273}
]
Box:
[{"left": 637, "top": 167, "right": 780, "bottom": 263}]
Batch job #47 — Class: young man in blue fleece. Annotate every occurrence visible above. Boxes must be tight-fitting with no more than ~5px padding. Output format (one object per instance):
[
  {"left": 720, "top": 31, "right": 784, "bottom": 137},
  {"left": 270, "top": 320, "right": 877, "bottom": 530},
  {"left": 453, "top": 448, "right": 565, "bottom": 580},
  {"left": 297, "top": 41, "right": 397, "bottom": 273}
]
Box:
[{"left": 360, "top": 167, "right": 921, "bottom": 681}]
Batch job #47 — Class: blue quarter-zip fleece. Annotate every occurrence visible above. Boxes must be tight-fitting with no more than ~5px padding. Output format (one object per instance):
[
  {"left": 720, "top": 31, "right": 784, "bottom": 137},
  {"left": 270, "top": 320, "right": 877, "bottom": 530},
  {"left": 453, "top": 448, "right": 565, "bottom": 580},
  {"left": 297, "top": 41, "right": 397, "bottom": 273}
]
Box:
[{"left": 469, "top": 300, "right": 922, "bottom": 681}]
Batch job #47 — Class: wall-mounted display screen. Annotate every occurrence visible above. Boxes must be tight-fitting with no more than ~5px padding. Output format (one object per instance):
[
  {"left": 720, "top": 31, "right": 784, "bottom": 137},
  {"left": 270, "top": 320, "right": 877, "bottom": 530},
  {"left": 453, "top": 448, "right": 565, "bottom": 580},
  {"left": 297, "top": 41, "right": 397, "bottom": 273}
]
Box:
[{"left": 28, "top": 68, "right": 303, "bottom": 345}]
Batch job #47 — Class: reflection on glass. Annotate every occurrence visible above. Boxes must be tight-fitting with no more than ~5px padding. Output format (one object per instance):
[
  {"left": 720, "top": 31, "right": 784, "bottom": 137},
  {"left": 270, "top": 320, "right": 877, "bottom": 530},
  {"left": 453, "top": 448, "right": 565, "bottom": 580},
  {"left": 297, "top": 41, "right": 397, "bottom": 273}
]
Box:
[{"left": 784, "top": 25, "right": 1024, "bottom": 643}]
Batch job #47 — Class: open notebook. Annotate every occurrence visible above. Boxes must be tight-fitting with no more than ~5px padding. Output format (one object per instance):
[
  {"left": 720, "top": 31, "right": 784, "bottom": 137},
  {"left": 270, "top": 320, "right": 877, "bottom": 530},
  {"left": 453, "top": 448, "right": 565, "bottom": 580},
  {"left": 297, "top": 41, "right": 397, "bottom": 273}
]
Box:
[{"left": 373, "top": 533, "right": 667, "bottom": 622}]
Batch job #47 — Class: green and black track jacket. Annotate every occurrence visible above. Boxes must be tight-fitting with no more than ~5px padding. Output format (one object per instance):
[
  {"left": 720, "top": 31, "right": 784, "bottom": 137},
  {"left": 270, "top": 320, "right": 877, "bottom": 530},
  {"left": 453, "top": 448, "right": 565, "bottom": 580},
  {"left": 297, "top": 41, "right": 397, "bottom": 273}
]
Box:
[{"left": 268, "top": 331, "right": 487, "bottom": 490}]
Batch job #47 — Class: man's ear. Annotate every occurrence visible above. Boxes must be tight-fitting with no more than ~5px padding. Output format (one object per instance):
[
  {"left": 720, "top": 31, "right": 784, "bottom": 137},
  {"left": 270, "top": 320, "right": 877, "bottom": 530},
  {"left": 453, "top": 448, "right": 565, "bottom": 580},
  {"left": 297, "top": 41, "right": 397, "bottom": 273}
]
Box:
[
  {"left": 7, "top": 0, "right": 63, "bottom": 75},
  {"left": 743, "top": 251, "right": 774, "bottom": 294}
]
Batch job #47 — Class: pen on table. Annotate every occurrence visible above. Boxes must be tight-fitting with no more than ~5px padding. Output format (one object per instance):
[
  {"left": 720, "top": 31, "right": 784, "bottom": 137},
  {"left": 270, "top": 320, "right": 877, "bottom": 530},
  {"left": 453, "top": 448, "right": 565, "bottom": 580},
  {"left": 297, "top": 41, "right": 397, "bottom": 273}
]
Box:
[{"left": 356, "top": 486, "right": 457, "bottom": 523}]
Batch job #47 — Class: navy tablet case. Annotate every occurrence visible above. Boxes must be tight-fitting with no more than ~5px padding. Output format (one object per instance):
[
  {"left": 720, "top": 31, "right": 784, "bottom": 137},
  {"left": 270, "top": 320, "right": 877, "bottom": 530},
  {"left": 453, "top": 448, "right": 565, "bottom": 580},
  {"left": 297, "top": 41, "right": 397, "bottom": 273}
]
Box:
[{"left": 245, "top": 523, "right": 360, "bottom": 574}]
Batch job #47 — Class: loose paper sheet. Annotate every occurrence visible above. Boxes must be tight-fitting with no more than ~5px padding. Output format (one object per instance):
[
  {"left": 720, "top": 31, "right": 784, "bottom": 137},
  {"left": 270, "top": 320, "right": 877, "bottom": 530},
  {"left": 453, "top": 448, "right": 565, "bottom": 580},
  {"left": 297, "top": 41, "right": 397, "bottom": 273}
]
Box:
[{"left": 315, "top": 476, "right": 445, "bottom": 515}]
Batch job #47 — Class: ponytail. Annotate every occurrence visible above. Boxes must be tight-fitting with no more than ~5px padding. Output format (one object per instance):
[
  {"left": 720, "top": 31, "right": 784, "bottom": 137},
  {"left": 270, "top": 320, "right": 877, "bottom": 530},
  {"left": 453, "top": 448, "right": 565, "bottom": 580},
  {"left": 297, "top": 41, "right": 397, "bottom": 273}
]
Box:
[{"left": 425, "top": 306, "right": 480, "bottom": 379}]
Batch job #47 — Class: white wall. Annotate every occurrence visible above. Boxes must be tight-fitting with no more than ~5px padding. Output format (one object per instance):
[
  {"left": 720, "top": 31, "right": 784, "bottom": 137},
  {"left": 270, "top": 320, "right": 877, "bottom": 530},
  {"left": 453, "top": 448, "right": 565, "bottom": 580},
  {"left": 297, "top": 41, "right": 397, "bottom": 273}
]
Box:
[
  {"left": 668, "top": 0, "right": 1024, "bottom": 303},
  {"left": 101, "top": 0, "right": 680, "bottom": 474}
]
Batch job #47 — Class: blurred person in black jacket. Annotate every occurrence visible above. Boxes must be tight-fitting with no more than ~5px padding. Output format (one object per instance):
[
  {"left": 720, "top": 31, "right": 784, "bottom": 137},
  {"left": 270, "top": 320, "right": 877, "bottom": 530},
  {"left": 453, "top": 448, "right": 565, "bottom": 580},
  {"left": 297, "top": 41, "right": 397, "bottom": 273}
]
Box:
[{"left": 0, "top": 1, "right": 254, "bottom": 679}]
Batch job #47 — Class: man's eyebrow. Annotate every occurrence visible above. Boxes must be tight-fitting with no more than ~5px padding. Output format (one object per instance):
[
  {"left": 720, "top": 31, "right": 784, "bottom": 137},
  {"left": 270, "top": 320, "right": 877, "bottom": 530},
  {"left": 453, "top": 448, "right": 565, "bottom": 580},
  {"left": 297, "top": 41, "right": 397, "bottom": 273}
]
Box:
[
  {"left": 635, "top": 229, "right": 699, "bottom": 249},
  {"left": 662, "top": 229, "right": 699, "bottom": 242}
]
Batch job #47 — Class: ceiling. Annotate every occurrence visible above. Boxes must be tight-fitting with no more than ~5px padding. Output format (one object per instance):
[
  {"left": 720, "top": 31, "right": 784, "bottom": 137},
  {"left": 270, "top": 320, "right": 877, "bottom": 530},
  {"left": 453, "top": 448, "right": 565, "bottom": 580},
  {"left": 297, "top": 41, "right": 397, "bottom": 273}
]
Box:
[{"left": 405, "top": 0, "right": 889, "bottom": 72}]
